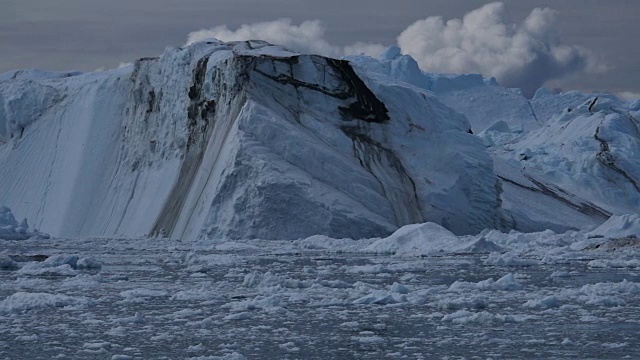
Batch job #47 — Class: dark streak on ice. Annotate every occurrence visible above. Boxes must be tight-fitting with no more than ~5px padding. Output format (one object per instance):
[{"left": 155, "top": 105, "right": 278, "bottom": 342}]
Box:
[
  {"left": 594, "top": 123, "right": 640, "bottom": 193},
  {"left": 152, "top": 57, "right": 216, "bottom": 237},
  {"left": 497, "top": 175, "right": 611, "bottom": 219},
  {"left": 252, "top": 56, "right": 389, "bottom": 123}
]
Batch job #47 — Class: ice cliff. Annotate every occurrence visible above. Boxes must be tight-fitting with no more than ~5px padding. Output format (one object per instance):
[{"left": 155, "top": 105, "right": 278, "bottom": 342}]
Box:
[
  {"left": 352, "top": 49, "right": 639, "bottom": 233},
  {"left": 0, "top": 40, "right": 501, "bottom": 240}
]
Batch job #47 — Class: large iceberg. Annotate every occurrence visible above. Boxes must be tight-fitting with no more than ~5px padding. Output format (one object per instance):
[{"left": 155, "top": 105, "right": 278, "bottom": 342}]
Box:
[{"left": 0, "top": 40, "right": 501, "bottom": 240}]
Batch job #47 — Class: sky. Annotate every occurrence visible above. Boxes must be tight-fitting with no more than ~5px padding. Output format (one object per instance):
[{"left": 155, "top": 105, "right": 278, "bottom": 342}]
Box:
[{"left": 1, "top": 0, "right": 638, "bottom": 97}]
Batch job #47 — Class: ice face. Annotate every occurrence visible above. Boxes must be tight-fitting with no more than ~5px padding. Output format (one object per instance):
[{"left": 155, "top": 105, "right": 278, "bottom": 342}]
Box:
[{"left": 0, "top": 40, "right": 499, "bottom": 240}]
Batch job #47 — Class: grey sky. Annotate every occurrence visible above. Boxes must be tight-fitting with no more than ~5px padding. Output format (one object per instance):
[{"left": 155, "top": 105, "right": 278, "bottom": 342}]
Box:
[{"left": 1, "top": 0, "right": 638, "bottom": 95}]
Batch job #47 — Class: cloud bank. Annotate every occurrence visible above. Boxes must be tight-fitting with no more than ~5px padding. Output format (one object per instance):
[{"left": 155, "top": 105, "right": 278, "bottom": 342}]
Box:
[
  {"left": 186, "top": 2, "right": 601, "bottom": 95},
  {"left": 186, "top": 18, "right": 386, "bottom": 58},
  {"left": 397, "top": 2, "right": 600, "bottom": 95}
]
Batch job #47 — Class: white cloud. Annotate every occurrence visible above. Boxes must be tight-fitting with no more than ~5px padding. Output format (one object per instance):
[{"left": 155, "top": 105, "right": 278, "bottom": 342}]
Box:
[
  {"left": 617, "top": 91, "right": 640, "bottom": 101},
  {"left": 185, "top": 18, "right": 384, "bottom": 58},
  {"left": 397, "top": 2, "right": 601, "bottom": 96},
  {"left": 185, "top": 3, "right": 602, "bottom": 95}
]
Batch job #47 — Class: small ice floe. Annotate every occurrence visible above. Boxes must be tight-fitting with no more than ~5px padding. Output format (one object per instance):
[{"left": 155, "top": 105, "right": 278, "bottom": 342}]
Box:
[
  {"left": 119, "top": 288, "right": 168, "bottom": 303},
  {"left": 0, "top": 292, "right": 89, "bottom": 313},
  {"left": 16, "top": 254, "right": 102, "bottom": 276},
  {"left": 441, "top": 310, "right": 533, "bottom": 324},
  {"left": 0, "top": 255, "right": 19, "bottom": 270},
  {"left": 448, "top": 273, "right": 523, "bottom": 292},
  {"left": 522, "top": 295, "right": 561, "bottom": 309},
  {"left": 0, "top": 206, "right": 50, "bottom": 240},
  {"left": 113, "top": 312, "right": 146, "bottom": 324}
]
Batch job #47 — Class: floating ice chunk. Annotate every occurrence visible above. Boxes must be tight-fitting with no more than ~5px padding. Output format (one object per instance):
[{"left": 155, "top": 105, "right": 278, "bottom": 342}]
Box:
[
  {"left": 353, "top": 290, "right": 407, "bottom": 305},
  {"left": 483, "top": 252, "right": 537, "bottom": 266},
  {"left": 523, "top": 295, "right": 561, "bottom": 309},
  {"left": 557, "top": 280, "right": 640, "bottom": 307},
  {"left": 339, "top": 321, "right": 360, "bottom": 329},
  {"left": 458, "top": 236, "right": 504, "bottom": 254},
  {"left": 351, "top": 335, "right": 385, "bottom": 344},
  {"left": 206, "top": 352, "right": 247, "bottom": 360},
  {"left": 223, "top": 312, "right": 252, "bottom": 321},
  {"left": 441, "top": 310, "right": 531, "bottom": 324},
  {"left": 44, "top": 255, "right": 78, "bottom": 267},
  {"left": 579, "top": 280, "right": 640, "bottom": 296},
  {"left": 242, "top": 271, "right": 311, "bottom": 289},
  {"left": 0, "top": 206, "right": 49, "bottom": 240},
  {"left": 222, "top": 294, "right": 287, "bottom": 313},
  {"left": 278, "top": 342, "right": 300, "bottom": 352},
  {"left": 0, "top": 292, "right": 88, "bottom": 313},
  {"left": 588, "top": 259, "right": 640, "bottom": 268},
  {"left": 580, "top": 315, "right": 605, "bottom": 323},
  {"left": 435, "top": 296, "right": 487, "bottom": 310},
  {"left": 188, "top": 343, "right": 205, "bottom": 352},
  {"left": 365, "top": 222, "right": 462, "bottom": 256},
  {"left": 0, "top": 255, "right": 19, "bottom": 270},
  {"left": 316, "top": 279, "right": 352, "bottom": 288},
  {"left": 76, "top": 257, "right": 102, "bottom": 269},
  {"left": 577, "top": 280, "right": 640, "bottom": 306},
  {"left": 83, "top": 342, "right": 111, "bottom": 350},
  {"left": 389, "top": 282, "right": 411, "bottom": 294},
  {"left": 490, "top": 273, "right": 524, "bottom": 291},
  {"left": 119, "top": 288, "right": 168, "bottom": 299},
  {"left": 449, "top": 274, "right": 523, "bottom": 292},
  {"left": 17, "top": 263, "right": 77, "bottom": 276},
  {"left": 111, "top": 355, "right": 133, "bottom": 360}
]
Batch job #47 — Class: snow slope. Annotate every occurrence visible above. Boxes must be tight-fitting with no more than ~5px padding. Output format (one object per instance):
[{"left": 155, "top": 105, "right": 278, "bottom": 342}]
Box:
[
  {"left": 495, "top": 97, "right": 640, "bottom": 217},
  {"left": 0, "top": 40, "right": 500, "bottom": 240}
]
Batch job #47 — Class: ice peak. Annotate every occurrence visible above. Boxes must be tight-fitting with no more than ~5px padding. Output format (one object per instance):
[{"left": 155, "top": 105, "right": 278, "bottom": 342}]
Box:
[{"left": 379, "top": 46, "right": 402, "bottom": 61}]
